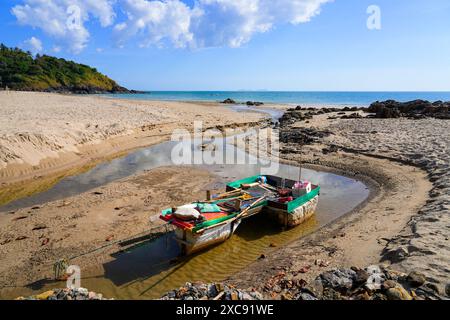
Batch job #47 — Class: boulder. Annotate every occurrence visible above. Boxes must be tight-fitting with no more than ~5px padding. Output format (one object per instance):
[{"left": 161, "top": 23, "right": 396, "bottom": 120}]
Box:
[
  {"left": 222, "top": 98, "right": 236, "bottom": 104},
  {"left": 406, "top": 271, "right": 426, "bottom": 287},
  {"left": 319, "top": 268, "right": 356, "bottom": 292},
  {"left": 386, "top": 287, "right": 412, "bottom": 300}
]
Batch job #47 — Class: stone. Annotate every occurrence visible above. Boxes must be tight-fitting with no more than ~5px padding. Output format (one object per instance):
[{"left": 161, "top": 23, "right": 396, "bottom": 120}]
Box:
[
  {"left": 406, "top": 271, "right": 426, "bottom": 287},
  {"left": 353, "top": 269, "right": 369, "bottom": 285},
  {"left": 382, "top": 280, "right": 398, "bottom": 291},
  {"left": 222, "top": 98, "right": 236, "bottom": 104},
  {"left": 36, "top": 290, "right": 54, "bottom": 300},
  {"left": 354, "top": 292, "right": 370, "bottom": 300},
  {"left": 445, "top": 283, "right": 450, "bottom": 297},
  {"left": 297, "top": 292, "right": 317, "bottom": 300},
  {"left": 386, "top": 287, "right": 412, "bottom": 300},
  {"left": 424, "top": 283, "right": 440, "bottom": 294},
  {"left": 77, "top": 287, "right": 89, "bottom": 296},
  {"left": 319, "top": 268, "right": 356, "bottom": 292},
  {"left": 280, "top": 293, "right": 292, "bottom": 300},
  {"left": 302, "top": 280, "right": 324, "bottom": 299}
]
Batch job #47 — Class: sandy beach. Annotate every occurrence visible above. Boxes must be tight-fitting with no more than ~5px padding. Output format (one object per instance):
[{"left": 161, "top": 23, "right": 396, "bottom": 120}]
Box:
[
  {"left": 0, "top": 91, "right": 264, "bottom": 184},
  {"left": 0, "top": 92, "right": 448, "bottom": 299}
]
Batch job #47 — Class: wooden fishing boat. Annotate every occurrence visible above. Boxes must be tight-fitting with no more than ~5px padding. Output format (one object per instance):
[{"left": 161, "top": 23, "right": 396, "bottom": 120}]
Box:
[{"left": 160, "top": 175, "right": 320, "bottom": 255}]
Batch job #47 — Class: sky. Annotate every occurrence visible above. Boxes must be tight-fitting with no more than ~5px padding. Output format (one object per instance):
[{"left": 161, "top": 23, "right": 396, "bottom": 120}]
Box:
[{"left": 1, "top": 0, "right": 450, "bottom": 91}]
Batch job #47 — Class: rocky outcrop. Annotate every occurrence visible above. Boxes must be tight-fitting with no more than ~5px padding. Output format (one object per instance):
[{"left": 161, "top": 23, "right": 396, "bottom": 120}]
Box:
[
  {"left": 246, "top": 101, "right": 264, "bottom": 106},
  {"left": 221, "top": 98, "right": 236, "bottom": 104},
  {"left": 42, "top": 84, "right": 132, "bottom": 94},
  {"left": 367, "top": 100, "right": 450, "bottom": 119},
  {"left": 279, "top": 127, "right": 332, "bottom": 146}
]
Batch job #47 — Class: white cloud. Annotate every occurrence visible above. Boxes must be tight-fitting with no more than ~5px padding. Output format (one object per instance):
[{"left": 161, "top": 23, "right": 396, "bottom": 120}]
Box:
[
  {"left": 22, "top": 36, "right": 43, "bottom": 54},
  {"left": 114, "top": 0, "right": 332, "bottom": 49},
  {"left": 12, "top": 0, "right": 116, "bottom": 54},
  {"left": 114, "top": 0, "right": 195, "bottom": 48},
  {"left": 11, "top": 0, "right": 331, "bottom": 53}
]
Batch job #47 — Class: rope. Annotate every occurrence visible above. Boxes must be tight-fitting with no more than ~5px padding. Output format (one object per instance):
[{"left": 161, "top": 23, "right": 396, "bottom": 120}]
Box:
[
  {"left": 50, "top": 224, "right": 174, "bottom": 280},
  {"left": 0, "top": 224, "right": 176, "bottom": 290}
]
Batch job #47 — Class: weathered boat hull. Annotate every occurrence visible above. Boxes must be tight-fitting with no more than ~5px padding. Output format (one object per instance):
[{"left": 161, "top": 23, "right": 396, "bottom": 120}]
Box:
[
  {"left": 175, "top": 220, "right": 241, "bottom": 255},
  {"left": 266, "top": 195, "right": 319, "bottom": 228}
]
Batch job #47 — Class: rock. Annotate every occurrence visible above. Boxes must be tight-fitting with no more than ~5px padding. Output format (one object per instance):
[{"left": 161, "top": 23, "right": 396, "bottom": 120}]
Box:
[
  {"left": 297, "top": 292, "right": 317, "bottom": 300},
  {"left": 222, "top": 98, "right": 236, "bottom": 104},
  {"left": 41, "top": 238, "right": 50, "bottom": 246},
  {"left": 414, "top": 287, "right": 442, "bottom": 300},
  {"left": 367, "top": 99, "right": 449, "bottom": 119},
  {"left": 445, "top": 284, "right": 450, "bottom": 297},
  {"left": 382, "top": 280, "right": 398, "bottom": 290},
  {"left": 353, "top": 269, "right": 369, "bottom": 285},
  {"left": 302, "top": 279, "right": 324, "bottom": 299},
  {"left": 384, "top": 246, "right": 409, "bottom": 263},
  {"left": 161, "top": 282, "right": 261, "bottom": 300},
  {"left": 386, "top": 287, "right": 412, "bottom": 300},
  {"left": 424, "top": 283, "right": 440, "bottom": 294},
  {"left": 76, "top": 287, "right": 89, "bottom": 296},
  {"left": 246, "top": 101, "right": 264, "bottom": 106},
  {"left": 279, "top": 127, "right": 332, "bottom": 145},
  {"left": 280, "top": 293, "right": 292, "bottom": 300},
  {"left": 36, "top": 290, "right": 54, "bottom": 300},
  {"left": 32, "top": 224, "right": 47, "bottom": 231},
  {"left": 354, "top": 292, "right": 371, "bottom": 300},
  {"left": 322, "top": 288, "right": 343, "bottom": 300},
  {"left": 406, "top": 271, "right": 426, "bottom": 287},
  {"left": 341, "top": 113, "right": 362, "bottom": 119},
  {"left": 319, "top": 268, "right": 356, "bottom": 292},
  {"left": 322, "top": 145, "right": 339, "bottom": 154}
]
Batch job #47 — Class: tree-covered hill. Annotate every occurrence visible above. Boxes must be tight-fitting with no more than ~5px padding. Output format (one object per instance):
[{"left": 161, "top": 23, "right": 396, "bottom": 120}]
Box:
[{"left": 0, "top": 44, "right": 130, "bottom": 94}]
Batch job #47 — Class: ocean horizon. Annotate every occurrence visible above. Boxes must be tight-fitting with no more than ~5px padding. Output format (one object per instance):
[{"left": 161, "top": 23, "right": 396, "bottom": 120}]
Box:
[{"left": 107, "top": 91, "right": 450, "bottom": 106}]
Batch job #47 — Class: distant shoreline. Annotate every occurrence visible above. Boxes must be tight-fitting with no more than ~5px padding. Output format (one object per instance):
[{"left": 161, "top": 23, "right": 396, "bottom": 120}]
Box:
[{"left": 101, "top": 91, "right": 450, "bottom": 107}]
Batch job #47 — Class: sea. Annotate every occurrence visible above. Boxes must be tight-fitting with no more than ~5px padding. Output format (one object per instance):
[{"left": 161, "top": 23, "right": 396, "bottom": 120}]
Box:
[{"left": 105, "top": 91, "right": 450, "bottom": 107}]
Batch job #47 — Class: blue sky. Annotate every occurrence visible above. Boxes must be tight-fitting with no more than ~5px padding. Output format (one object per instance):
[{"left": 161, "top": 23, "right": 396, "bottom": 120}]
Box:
[{"left": 1, "top": 0, "right": 450, "bottom": 91}]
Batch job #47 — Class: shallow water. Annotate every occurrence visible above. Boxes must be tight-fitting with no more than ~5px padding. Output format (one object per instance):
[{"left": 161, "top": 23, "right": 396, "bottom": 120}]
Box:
[
  {"left": 105, "top": 91, "right": 450, "bottom": 106},
  {"left": 0, "top": 108, "right": 369, "bottom": 299}
]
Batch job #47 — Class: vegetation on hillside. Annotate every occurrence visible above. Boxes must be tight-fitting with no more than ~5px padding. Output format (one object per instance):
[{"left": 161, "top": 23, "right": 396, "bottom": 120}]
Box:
[{"left": 0, "top": 44, "right": 129, "bottom": 93}]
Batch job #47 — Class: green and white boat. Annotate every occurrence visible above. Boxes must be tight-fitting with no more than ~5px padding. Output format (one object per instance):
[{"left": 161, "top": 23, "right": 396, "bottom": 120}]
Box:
[{"left": 160, "top": 175, "right": 320, "bottom": 255}]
